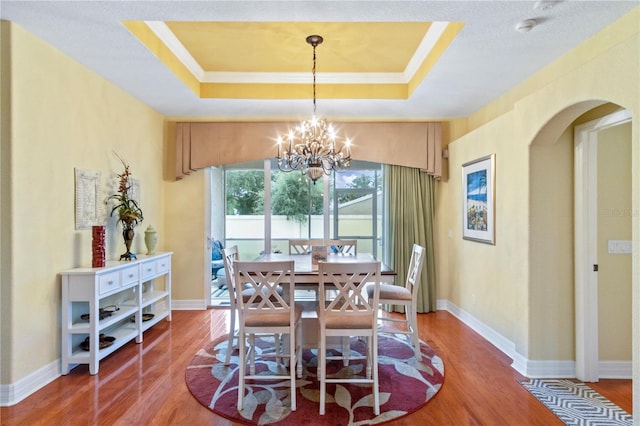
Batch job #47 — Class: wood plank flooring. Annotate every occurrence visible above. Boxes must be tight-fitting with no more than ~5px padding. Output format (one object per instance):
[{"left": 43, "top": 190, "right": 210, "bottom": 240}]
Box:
[{"left": 1, "top": 309, "right": 632, "bottom": 425}]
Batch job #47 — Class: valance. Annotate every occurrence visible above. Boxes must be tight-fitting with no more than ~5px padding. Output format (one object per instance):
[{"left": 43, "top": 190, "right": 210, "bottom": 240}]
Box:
[{"left": 174, "top": 121, "right": 441, "bottom": 180}]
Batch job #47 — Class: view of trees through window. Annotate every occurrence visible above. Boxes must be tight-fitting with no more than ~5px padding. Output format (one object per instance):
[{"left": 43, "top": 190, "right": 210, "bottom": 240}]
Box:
[{"left": 222, "top": 160, "right": 383, "bottom": 259}]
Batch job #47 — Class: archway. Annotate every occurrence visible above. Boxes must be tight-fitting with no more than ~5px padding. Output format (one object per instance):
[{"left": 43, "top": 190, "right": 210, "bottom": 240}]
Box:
[{"left": 528, "top": 100, "right": 633, "bottom": 387}]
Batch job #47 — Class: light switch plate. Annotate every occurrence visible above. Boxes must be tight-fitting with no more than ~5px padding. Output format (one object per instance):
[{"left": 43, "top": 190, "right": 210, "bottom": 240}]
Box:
[{"left": 608, "top": 240, "right": 632, "bottom": 254}]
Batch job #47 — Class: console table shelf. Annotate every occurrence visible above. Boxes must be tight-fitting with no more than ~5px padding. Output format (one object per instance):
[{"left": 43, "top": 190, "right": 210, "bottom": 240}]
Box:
[{"left": 60, "top": 252, "right": 172, "bottom": 375}]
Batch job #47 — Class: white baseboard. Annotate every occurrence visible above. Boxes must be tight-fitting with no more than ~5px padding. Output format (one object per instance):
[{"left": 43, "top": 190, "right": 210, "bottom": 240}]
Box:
[
  {"left": 435, "top": 299, "right": 633, "bottom": 379},
  {"left": 0, "top": 359, "right": 60, "bottom": 407},
  {"left": 599, "top": 361, "right": 633, "bottom": 379},
  {"left": 524, "top": 360, "right": 576, "bottom": 378},
  {"left": 1, "top": 300, "right": 206, "bottom": 407},
  {"left": 436, "top": 299, "right": 517, "bottom": 359},
  {"left": 171, "top": 299, "right": 207, "bottom": 310}
]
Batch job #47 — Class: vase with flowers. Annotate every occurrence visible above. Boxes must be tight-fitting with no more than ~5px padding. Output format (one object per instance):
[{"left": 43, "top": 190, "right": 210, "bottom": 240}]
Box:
[{"left": 106, "top": 153, "right": 143, "bottom": 261}]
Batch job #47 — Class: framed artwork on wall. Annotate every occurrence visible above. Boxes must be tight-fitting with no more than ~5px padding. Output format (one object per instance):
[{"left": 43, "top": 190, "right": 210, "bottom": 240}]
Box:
[
  {"left": 75, "top": 168, "right": 101, "bottom": 230},
  {"left": 462, "top": 154, "right": 495, "bottom": 244}
]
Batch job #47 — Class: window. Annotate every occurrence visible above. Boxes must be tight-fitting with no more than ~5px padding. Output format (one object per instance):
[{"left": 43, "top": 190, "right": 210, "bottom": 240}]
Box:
[{"left": 219, "top": 160, "right": 384, "bottom": 260}]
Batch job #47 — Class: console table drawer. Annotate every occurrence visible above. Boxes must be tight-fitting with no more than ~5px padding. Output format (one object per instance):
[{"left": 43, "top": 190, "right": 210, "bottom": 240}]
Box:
[
  {"left": 140, "top": 261, "right": 157, "bottom": 280},
  {"left": 99, "top": 271, "right": 120, "bottom": 294},
  {"left": 141, "top": 256, "right": 170, "bottom": 280},
  {"left": 156, "top": 257, "right": 170, "bottom": 274},
  {"left": 121, "top": 266, "right": 139, "bottom": 286}
]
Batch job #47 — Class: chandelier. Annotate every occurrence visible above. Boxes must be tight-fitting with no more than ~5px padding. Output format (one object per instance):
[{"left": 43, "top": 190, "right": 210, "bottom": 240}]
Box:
[{"left": 276, "top": 34, "right": 351, "bottom": 183}]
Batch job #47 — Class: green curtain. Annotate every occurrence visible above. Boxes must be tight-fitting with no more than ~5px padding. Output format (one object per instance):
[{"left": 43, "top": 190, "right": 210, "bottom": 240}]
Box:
[{"left": 385, "top": 164, "right": 437, "bottom": 312}]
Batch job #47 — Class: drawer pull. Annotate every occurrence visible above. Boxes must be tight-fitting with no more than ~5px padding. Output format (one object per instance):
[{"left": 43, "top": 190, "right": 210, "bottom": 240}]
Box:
[
  {"left": 128, "top": 273, "right": 134, "bottom": 278},
  {"left": 108, "top": 280, "right": 114, "bottom": 285}
]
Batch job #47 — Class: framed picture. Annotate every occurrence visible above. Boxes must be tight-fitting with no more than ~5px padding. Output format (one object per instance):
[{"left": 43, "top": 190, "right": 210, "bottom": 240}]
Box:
[
  {"left": 75, "top": 168, "right": 101, "bottom": 230},
  {"left": 462, "top": 154, "right": 495, "bottom": 244}
]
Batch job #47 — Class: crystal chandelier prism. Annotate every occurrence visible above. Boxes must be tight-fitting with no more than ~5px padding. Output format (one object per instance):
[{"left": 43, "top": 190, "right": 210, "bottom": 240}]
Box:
[{"left": 276, "top": 35, "right": 351, "bottom": 183}]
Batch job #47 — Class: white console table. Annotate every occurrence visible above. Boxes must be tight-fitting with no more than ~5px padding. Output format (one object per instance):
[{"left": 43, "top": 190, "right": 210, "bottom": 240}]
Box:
[{"left": 60, "top": 252, "right": 172, "bottom": 375}]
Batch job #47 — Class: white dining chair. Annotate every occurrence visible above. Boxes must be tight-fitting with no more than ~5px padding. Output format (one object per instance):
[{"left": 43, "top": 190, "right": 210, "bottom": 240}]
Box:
[
  {"left": 367, "top": 243, "right": 425, "bottom": 359},
  {"left": 234, "top": 260, "right": 303, "bottom": 411},
  {"left": 222, "top": 246, "right": 284, "bottom": 366},
  {"left": 221, "top": 246, "right": 242, "bottom": 366},
  {"left": 288, "top": 239, "right": 324, "bottom": 255},
  {"left": 324, "top": 239, "right": 357, "bottom": 255},
  {"left": 317, "top": 261, "right": 381, "bottom": 416}
]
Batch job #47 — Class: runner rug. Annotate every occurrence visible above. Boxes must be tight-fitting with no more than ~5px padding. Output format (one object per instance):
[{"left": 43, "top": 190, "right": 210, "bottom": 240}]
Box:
[
  {"left": 518, "top": 378, "right": 633, "bottom": 425},
  {"left": 186, "top": 333, "right": 444, "bottom": 425}
]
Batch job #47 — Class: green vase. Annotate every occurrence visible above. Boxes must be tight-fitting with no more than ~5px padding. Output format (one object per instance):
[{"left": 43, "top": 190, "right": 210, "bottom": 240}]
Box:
[{"left": 144, "top": 226, "right": 157, "bottom": 255}]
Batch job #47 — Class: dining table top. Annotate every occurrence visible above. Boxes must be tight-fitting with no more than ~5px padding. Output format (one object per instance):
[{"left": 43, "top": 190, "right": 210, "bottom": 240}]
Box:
[{"left": 254, "top": 252, "right": 396, "bottom": 282}]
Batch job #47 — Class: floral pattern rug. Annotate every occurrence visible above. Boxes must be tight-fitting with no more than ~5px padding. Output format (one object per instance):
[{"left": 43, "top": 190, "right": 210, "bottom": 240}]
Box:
[{"left": 185, "top": 333, "right": 445, "bottom": 425}]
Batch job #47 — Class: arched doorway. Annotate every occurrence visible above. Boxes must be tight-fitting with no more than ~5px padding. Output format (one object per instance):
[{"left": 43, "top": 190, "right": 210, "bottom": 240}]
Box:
[
  {"left": 528, "top": 101, "right": 633, "bottom": 392},
  {"left": 574, "top": 109, "right": 633, "bottom": 381}
]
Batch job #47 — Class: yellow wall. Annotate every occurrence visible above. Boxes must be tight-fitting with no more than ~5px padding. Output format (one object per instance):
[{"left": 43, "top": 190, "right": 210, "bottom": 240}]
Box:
[
  {"left": 0, "top": 21, "right": 165, "bottom": 382},
  {"left": 164, "top": 168, "right": 208, "bottom": 301},
  {"left": 528, "top": 125, "right": 575, "bottom": 360},
  {"left": 436, "top": 6, "right": 639, "bottom": 373}
]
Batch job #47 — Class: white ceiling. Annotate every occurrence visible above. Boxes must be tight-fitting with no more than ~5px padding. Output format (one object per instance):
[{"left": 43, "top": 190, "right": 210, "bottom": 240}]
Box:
[{"left": 1, "top": 1, "right": 637, "bottom": 120}]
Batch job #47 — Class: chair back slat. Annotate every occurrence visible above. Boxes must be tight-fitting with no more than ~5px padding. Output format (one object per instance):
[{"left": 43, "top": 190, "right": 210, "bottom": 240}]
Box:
[
  {"left": 406, "top": 244, "right": 426, "bottom": 297},
  {"left": 288, "top": 239, "right": 324, "bottom": 255},
  {"left": 234, "top": 260, "right": 295, "bottom": 313},
  {"left": 319, "top": 261, "right": 380, "bottom": 320},
  {"left": 324, "top": 239, "right": 357, "bottom": 255},
  {"left": 222, "top": 246, "right": 240, "bottom": 307}
]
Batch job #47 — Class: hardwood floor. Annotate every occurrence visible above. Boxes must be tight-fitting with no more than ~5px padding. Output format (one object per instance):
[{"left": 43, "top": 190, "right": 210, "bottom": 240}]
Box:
[{"left": 1, "top": 309, "right": 632, "bottom": 425}]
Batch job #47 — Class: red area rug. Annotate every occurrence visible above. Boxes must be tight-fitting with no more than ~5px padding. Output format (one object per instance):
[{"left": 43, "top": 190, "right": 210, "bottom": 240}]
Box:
[{"left": 186, "top": 333, "right": 444, "bottom": 425}]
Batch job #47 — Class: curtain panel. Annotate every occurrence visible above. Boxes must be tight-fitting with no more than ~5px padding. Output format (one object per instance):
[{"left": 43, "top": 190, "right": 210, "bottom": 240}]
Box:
[
  {"left": 174, "top": 121, "right": 442, "bottom": 179},
  {"left": 386, "top": 164, "right": 437, "bottom": 313}
]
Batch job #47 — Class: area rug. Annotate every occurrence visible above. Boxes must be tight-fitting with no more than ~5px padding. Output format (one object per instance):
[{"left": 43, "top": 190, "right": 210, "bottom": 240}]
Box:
[
  {"left": 186, "top": 333, "right": 444, "bottom": 425},
  {"left": 518, "top": 378, "right": 633, "bottom": 425}
]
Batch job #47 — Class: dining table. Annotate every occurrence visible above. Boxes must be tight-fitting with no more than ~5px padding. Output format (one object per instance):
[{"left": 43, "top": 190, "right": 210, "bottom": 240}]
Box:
[
  {"left": 253, "top": 252, "right": 396, "bottom": 350},
  {"left": 254, "top": 252, "right": 396, "bottom": 285}
]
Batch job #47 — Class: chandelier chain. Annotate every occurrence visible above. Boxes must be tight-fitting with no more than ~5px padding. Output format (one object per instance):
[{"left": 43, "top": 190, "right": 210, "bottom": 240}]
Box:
[{"left": 312, "top": 42, "right": 317, "bottom": 115}]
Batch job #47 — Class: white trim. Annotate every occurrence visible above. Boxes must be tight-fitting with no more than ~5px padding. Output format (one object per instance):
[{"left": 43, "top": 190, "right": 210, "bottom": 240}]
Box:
[
  {"left": 437, "top": 299, "right": 516, "bottom": 359},
  {"left": 599, "top": 361, "right": 633, "bottom": 379},
  {"left": 0, "top": 359, "right": 60, "bottom": 407},
  {"left": 171, "top": 299, "right": 207, "bottom": 310},
  {"left": 404, "top": 22, "right": 450, "bottom": 80},
  {"left": 145, "top": 21, "right": 452, "bottom": 85},
  {"left": 145, "top": 21, "right": 206, "bottom": 81},
  {"left": 525, "top": 360, "right": 576, "bottom": 379},
  {"left": 436, "top": 299, "right": 580, "bottom": 379}
]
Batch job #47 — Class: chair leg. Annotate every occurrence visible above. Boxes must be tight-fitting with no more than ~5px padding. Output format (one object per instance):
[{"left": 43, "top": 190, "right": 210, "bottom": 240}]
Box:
[
  {"left": 274, "top": 333, "right": 281, "bottom": 365},
  {"left": 365, "top": 335, "right": 372, "bottom": 379},
  {"left": 342, "top": 336, "right": 350, "bottom": 366},
  {"left": 319, "top": 328, "right": 326, "bottom": 415},
  {"left": 296, "top": 324, "right": 303, "bottom": 378},
  {"left": 225, "top": 307, "right": 236, "bottom": 366},
  {"left": 249, "top": 334, "right": 256, "bottom": 376},
  {"left": 237, "top": 328, "right": 246, "bottom": 411},
  {"left": 371, "top": 332, "right": 380, "bottom": 415},
  {"left": 407, "top": 306, "right": 421, "bottom": 359},
  {"left": 289, "top": 329, "right": 297, "bottom": 411}
]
